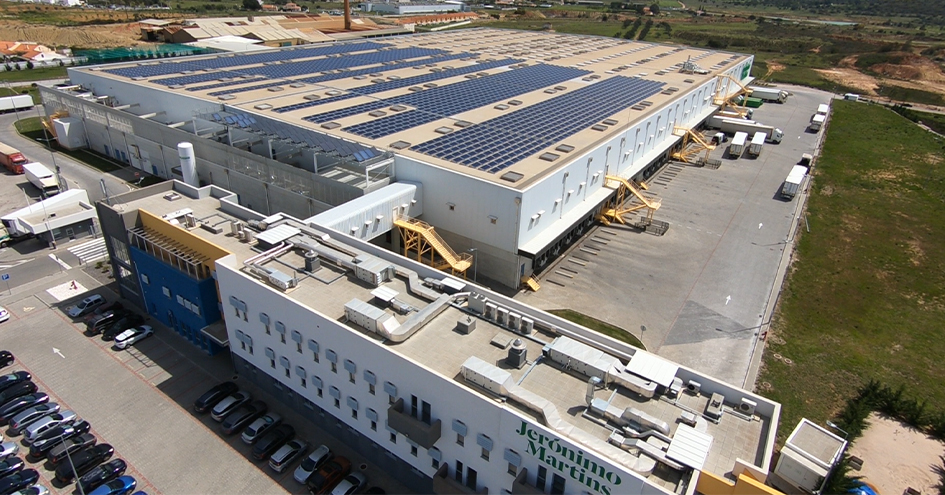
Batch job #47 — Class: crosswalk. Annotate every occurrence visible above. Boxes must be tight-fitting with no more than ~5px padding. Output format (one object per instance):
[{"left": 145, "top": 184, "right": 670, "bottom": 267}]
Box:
[{"left": 67, "top": 238, "right": 108, "bottom": 264}]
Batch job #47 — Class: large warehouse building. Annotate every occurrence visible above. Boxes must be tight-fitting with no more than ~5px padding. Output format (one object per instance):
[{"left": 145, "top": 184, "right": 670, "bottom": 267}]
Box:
[
  {"left": 40, "top": 28, "right": 753, "bottom": 288},
  {"left": 96, "top": 179, "right": 780, "bottom": 495}
]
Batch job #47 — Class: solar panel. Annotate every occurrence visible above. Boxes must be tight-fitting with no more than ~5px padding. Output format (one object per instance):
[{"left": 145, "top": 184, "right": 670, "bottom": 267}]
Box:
[{"left": 412, "top": 76, "right": 665, "bottom": 173}]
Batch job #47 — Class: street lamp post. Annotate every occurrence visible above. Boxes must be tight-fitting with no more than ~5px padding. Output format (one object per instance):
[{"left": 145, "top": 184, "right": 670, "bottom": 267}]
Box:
[
  {"left": 33, "top": 105, "right": 61, "bottom": 191},
  {"left": 825, "top": 420, "right": 849, "bottom": 439},
  {"left": 468, "top": 248, "right": 477, "bottom": 282},
  {"left": 60, "top": 432, "right": 85, "bottom": 495}
]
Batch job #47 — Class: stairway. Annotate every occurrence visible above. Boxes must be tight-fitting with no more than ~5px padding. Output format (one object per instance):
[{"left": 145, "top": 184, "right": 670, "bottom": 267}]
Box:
[
  {"left": 522, "top": 276, "right": 541, "bottom": 292},
  {"left": 394, "top": 216, "right": 472, "bottom": 273}
]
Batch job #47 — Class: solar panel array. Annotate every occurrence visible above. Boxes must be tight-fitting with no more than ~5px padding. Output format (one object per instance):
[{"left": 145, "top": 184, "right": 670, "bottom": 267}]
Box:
[
  {"left": 103, "top": 41, "right": 388, "bottom": 79},
  {"left": 342, "top": 64, "right": 590, "bottom": 139},
  {"left": 213, "top": 110, "right": 379, "bottom": 162},
  {"left": 271, "top": 58, "right": 521, "bottom": 114},
  {"left": 412, "top": 76, "right": 665, "bottom": 173}
]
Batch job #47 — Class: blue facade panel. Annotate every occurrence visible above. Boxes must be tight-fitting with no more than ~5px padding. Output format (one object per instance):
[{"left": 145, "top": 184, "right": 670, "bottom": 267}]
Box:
[{"left": 130, "top": 245, "right": 223, "bottom": 355}]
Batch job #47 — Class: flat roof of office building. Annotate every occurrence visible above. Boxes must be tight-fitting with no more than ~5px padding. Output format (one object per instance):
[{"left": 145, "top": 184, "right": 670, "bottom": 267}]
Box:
[{"left": 79, "top": 28, "right": 749, "bottom": 189}]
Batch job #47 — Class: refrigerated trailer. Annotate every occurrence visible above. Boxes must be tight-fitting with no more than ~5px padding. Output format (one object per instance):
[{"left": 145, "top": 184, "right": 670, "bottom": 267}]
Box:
[{"left": 729, "top": 132, "right": 748, "bottom": 157}]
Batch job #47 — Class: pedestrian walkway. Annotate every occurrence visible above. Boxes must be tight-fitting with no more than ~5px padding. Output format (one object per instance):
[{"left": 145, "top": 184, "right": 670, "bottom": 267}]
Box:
[{"left": 67, "top": 237, "right": 107, "bottom": 264}]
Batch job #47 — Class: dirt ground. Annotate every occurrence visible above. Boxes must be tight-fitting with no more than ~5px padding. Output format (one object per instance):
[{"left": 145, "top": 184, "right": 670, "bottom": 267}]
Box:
[
  {"left": 0, "top": 19, "right": 144, "bottom": 48},
  {"left": 812, "top": 54, "right": 945, "bottom": 98},
  {"left": 848, "top": 413, "right": 944, "bottom": 495}
]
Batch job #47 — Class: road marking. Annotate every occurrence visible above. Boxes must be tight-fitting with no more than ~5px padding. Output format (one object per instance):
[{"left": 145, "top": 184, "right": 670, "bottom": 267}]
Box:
[
  {"left": 52, "top": 348, "right": 65, "bottom": 359},
  {"left": 0, "top": 259, "right": 33, "bottom": 270},
  {"left": 67, "top": 238, "right": 107, "bottom": 264},
  {"left": 725, "top": 295, "right": 731, "bottom": 305},
  {"left": 48, "top": 254, "right": 72, "bottom": 270}
]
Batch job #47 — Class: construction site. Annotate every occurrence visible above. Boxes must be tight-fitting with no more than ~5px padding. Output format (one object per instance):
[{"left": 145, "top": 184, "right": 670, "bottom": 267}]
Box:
[{"left": 38, "top": 28, "right": 763, "bottom": 290}]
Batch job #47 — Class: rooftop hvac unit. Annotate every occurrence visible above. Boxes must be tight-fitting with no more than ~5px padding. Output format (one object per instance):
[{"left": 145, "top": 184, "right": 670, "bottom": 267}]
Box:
[
  {"left": 509, "top": 312, "right": 521, "bottom": 331},
  {"left": 506, "top": 339, "right": 526, "bottom": 369},
  {"left": 520, "top": 317, "right": 534, "bottom": 335},
  {"left": 739, "top": 398, "right": 757, "bottom": 416},
  {"left": 243, "top": 229, "right": 255, "bottom": 244},
  {"left": 184, "top": 213, "right": 197, "bottom": 228},
  {"left": 496, "top": 307, "right": 509, "bottom": 326},
  {"left": 304, "top": 252, "right": 321, "bottom": 273},
  {"left": 268, "top": 270, "right": 297, "bottom": 290},
  {"left": 686, "top": 380, "right": 702, "bottom": 395}
]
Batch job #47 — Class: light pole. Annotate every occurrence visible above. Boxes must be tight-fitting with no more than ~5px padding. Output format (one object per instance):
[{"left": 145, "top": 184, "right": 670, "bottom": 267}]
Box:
[
  {"left": 467, "top": 248, "right": 477, "bottom": 282},
  {"left": 33, "top": 104, "right": 61, "bottom": 191},
  {"left": 59, "top": 432, "right": 85, "bottom": 495},
  {"left": 825, "top": 420, "right": 849, "bottom": 439}
]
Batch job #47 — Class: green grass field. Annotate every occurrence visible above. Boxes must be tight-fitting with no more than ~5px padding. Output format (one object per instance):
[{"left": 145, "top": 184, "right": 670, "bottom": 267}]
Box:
[
  {"left": 0, "top": 66, "right": 67, "bottom": 83},
  {"left": 759, "top": 100, "right": 945, "bottom": 440},
  {"left": 548, "top": 309, "right": 646, "bottom": 349}
]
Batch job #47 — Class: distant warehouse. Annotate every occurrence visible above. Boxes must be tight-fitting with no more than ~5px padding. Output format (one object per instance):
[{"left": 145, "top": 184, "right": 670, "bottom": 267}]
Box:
[{"left": 39, "top": 28, "right": 754, "bottom": 288}]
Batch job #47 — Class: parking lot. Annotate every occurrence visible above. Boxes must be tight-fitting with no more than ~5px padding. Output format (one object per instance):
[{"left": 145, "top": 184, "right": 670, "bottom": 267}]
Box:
[
  {"left": 0, "top": 270, "right": 407, "bottom": 495},
  {"left": 518, "top": 84, "right": 831, "bottom": 388}
]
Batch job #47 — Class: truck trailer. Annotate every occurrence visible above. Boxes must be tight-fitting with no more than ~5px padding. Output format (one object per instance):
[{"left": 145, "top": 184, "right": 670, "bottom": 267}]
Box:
[
  {"left": 809, "top": 114, "right": 826, "bottom": 132},
  {"left": 748, "top": 132, "right": 765, "bottom": 157},
  {"left": 0, "top": 94, "right": 33, "bottom": 113},
  {"left": 729, "top": 132, "right": 748, "bottom": 158},
  {"left": 23, "top": 162, "right": 60, "bottom": 197},
  {"left": 748, "top": 86, "right": 789, "bottom": 103},
  {"left": 781, "top": 165, "right": 808, "bottom": 199},
  {"left": 0, "top": 143, "right": 27, "bottom": 174},
  {"left": 705, "top": 115, "right": 784, "bottom": 143}
]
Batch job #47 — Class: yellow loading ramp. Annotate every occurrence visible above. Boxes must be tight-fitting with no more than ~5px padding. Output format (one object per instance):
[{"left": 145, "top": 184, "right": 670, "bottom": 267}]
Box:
[
  {"left": 712, "top": 74, "right": 752, "bottom": 117},
  {"left": 671, "top": 126, "right": 716, "bottom": 165},
  {"left": 394, "top": 216, "right": 472, "bottom": 277},
  {"left": 598, "top": 175, "right": 662, "bottom": 227}
]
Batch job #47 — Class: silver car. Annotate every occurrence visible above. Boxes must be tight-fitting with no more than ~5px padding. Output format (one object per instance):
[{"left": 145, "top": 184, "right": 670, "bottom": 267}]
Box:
[
  {"left": 10, "top": 485, "right": 49, "bottom": 495},
  {"left": 293, "top": 444, "right": 331, "bottom": 484},
  {"left": 9, "top": 403, "right": 60, "bottom": 435},
  {"left": 23, "top": 410, "right": 77, "bottom": 443},
  {"left": 242, "top": 413, "right": 282, "bottom": 445},
  {"left": 210, "top": 391, "right": 250, "bottom": 422},
  {"left": 0, "top": 441, "right": 17, "bottom": 460}
]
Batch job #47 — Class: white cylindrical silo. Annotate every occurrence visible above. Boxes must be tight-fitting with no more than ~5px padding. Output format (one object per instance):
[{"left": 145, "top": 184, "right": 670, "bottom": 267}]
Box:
[{"left": 177, "top": 142, "right": 198, "bottom": 187}]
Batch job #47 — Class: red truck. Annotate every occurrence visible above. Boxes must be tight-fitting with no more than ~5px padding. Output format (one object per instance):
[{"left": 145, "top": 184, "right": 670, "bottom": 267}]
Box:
[{"left": 0, "top": 143, "right": 27, "bottom": 174}]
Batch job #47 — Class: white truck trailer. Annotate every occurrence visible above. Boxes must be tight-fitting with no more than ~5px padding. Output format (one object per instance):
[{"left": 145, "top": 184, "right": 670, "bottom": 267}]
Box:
[
  {"left": 816, "top": 103, "right": 829, "bottom": 116},
  {"left": 0, "top": 94, "right": 33, "bottom": 113},
  {"left": 809, "top": 114, "right": 826, "bottom": 132},
  {"left": 748, "top": 86, "right": 789, "bottom": 103},
  {"left": 781, "top": 165, "right": 808, "bottom": 199},
  {"left": 748, "top": 131, "right": 766, "bottom": 157},
  {"left": 23, "top": 162, "right": 60, "bottom": 197},
  {"left": 729, "top": 132, "right": 748, "bottom": 158},
  {"left": 706, "top": 115, "right": 784, "bottom": 143}
]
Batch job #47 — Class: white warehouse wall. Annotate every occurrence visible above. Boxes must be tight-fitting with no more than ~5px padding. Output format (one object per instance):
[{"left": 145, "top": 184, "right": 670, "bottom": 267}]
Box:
[{"left": 214, "top": 255, "right": 666, "bottom": 495}]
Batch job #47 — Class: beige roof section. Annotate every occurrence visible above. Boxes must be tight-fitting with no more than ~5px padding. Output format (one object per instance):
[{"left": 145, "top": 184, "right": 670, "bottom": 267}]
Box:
[{"left": 85, "top": 28, "right": 750, "bottom": 190}]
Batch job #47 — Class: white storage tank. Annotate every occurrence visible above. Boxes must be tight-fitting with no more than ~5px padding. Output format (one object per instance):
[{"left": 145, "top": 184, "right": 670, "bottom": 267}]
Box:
[{"left": 177, "top": 142, "right": 198, "bottom": 186}]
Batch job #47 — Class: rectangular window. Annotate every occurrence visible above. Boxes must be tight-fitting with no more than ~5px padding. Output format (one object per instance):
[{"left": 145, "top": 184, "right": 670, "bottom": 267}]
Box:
[
  {"left": 284, "top": 367, "right": 290, "bottom": 378},
  {"left": 455, "top": 461, "right": 463, "bottom": 483},
  {"left": 551, "top": 474, "right": 566, "bottom": 495},
  {"left": 432, "top": 458, "right": 440, "bottom": 470},
  {"left": 352, "top": 409, "right": 358, "bottom": 420},
  {"left": 422, "top": 401, "right": 431, "bottom": 425},
  {"left": 507, "top": 463, "right": 517, "bottom": 476},
  {"left": 317, "top": 387, "right": 323, "bottom": 398},
  {"left": 537, "top": 466, "right": 548, "bottom": 491},
  {"left": 456, "top": 433, "right": 464, "bottom": 447},
  {"left": 300, "top": 377, "right": 306, "bottom": 388},
  {"left": 162, "top": 286, "right": 171, "bottom": 298},
  {"left": 369, "top": 383, "right": 376, "bottom": 395},
  {"left": 390, "top": 432, "right": 397, "bottom": 444},
  {"left": 280, "top": 333, "right": 286, "bottom": 344},
  {"left": 349, "top": 372, "right": 355, "bottom": 384},
  {"left": 334, "top": 398, "right": 340, "bottom": 409},
  {"left": 410, "top": 445, "right": 418, "bottom": 457},
  {"left": 466, "top": 467, "right": 477, "bottom": 491},
  {"left": 331, "top": 362, "right": 337, "bottom": 373},
  {"left": 240, "top": 341, "right": 246, "bottom": 351},
  {"left": 140, "top": 274, "right": 149, "bottom": 284},
  {"left": 411, "top": 395, "right": 418, "bottom": 418},
  {"left": 481, "top": 448, "right": 489, "bottom": 461},
  {"left": 370, "top": 420, "right": 377, "bottom": 431},
  {"left": 248, "top": 345, "right": 253, "bottom": 355},
  {"left": 296, "top": 342, "right": 302, "bottom": 353}
]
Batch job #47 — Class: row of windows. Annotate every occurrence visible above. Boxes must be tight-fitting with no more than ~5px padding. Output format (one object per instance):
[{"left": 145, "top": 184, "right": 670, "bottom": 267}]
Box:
[{"left": 141, "top": 274, "right": 202, "bottom": 317}]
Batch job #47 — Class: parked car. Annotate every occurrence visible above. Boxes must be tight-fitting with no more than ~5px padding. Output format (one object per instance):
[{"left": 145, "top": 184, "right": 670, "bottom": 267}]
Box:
[
  {"left": 0, "top": 469, "right": 38, "bottom": 494},
  {"left": 269, "top": 439, "right": 308, "bottom": 473},
  {"left": 306, "top": 457, "right": 351, "bottom": 495},
  {"left": 28, "top": 420, "right": 91, "bottom": 459},
  {"left": 0, "top": 372, "right": 31, "bottom": 394},
  {"left": 0, "top": 442, "right": 17, "bottom": 461},
  {"left": 0, "top": 352, "right": 12, "bottom": 370},
  {"left": 77, "top": 459, "right": 127, "bottom": 494},
  {"left": 9, "top": 403, "right": 60, "bottom": 435},
  {"left": 242, "top": 412, "right": 282, "bottom": 445},
  {"left": 87, "top": 475, "right": 136, "bottom": 495},
  {"left": 113, "top": 326, "right": 153, "bottom": 350},
  {"left": 193, "top": 382, "right": 238, "bottom": 414},
  {"left": 23, "top": 410, "right": 77, "bottom": 443},
  {"left": 330, "top": 472, "right": 367, "bottom": 495},
  {"left": 0, "top": 382, "right": 37, "bottom": 406},
  {"left": 251, "top": 424, "right": 295, "bottom": 461},
  {"left": 210, "top": 391, "right": 251, "bottom": 422},
  {"left": 9, "top": 485, "right": 49, "bottom": 495},
  {"left": 68, "top": 295, "right": 105, "bottom": 318},
  {"left": 0, "top": 307, "right": 9, "bottom": 324},
  {"left": 0, "top": 456, "right": 24, "bottom": 479},
  {"left": 84, "top": 301, "right": 124, "bottom": 323},
  {"left": 0, "top": 394, "right": 48, "bottom": 425},
  {"left": 221, "top": 400, "right": 266, "bottom": 436},
  {"left": 101, "top": 315, "right": 144, "bottom": 341},
  {"left": 294, "top": 444, "right": 332, "bottom": 484},
  {"left": 86, "top": 310, "right": 129, "bottom": 336},
  {"left": 55, "top": 444, "right": 114, "bottom": 483},
  {"left": 47, "top": 433, "right": 96, "bottom": 466}
]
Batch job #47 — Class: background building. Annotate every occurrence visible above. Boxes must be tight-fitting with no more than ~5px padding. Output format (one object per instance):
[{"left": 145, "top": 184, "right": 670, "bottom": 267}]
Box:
[{"left": 40, "top": 28, "right": 753, "bottom": 288}]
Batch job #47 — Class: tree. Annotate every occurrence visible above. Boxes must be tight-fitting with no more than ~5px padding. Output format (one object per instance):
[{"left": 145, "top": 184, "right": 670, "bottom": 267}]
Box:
[
  {"left": 649, "top": 3, "right": 659, "bottom": 15},
  {"left": 820, "top": 455, "right": 863, "bottom": 495},
  {"left": 242, "top": 0, "right": 261, "bottom": 10}
]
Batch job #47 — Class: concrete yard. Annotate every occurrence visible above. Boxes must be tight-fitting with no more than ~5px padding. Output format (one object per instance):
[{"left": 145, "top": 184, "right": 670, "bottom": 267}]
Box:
[{"left": 518, "top": 85, "right": 832, "bottom": 388}]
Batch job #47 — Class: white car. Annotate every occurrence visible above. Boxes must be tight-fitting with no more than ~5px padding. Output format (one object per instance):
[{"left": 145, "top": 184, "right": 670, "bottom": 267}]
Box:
[
  {"left": 114, "top": 326, "right": 154, "bottom": 350},
  {"left": 0, "top": 306, "right": 9, "bottom": 323}
]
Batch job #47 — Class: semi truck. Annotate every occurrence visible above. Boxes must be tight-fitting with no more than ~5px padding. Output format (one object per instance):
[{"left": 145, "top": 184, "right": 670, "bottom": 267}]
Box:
[
  {"left": 781, "top": 165, "right": 808, "bottom": 200},
  {"left": 23, "top": 162, "right": 60, "bottom": 197},
  {"left": 717, "top": 108, "right": 754, "bottom": 120},
  {"left": 0, "top": 94, "right": 33, "bottom": 113},
  {"left": 748, "top": 131, "right": 765, "bottom": 157},
  {"left": 705, "top": 115, "right": 784, "bottom": 143},
  {"left": 748, "top": 86, "right": 789, "bottom": 103},
  {"left": 729, "top": 132, "right": 748, "bottom": 157},
  {"left": 0, "top": 143, "right": 27, "bottom": 174}
]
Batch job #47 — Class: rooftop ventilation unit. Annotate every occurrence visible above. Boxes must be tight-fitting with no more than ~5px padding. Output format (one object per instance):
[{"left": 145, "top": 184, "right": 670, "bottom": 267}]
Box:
[
  {"left": 268, "top": 269, "right": 297, "bottom": 291},
  {"left": 506, "top": 339, "right": 526, "bottom": 369}
]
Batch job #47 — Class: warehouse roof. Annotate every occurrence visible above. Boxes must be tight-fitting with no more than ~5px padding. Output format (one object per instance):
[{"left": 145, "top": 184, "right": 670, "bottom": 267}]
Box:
[{"left": 81, "top": 28, "right": 749, "bottom": 189}]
